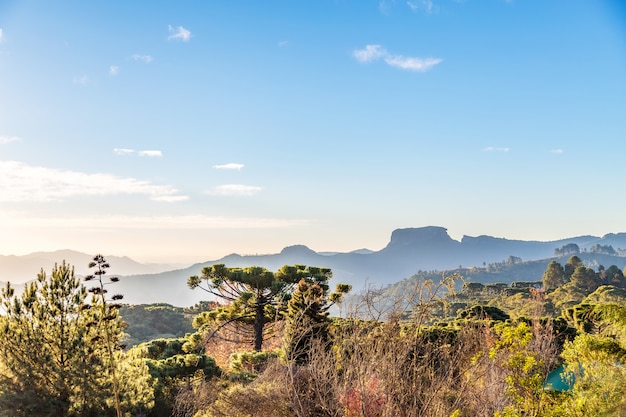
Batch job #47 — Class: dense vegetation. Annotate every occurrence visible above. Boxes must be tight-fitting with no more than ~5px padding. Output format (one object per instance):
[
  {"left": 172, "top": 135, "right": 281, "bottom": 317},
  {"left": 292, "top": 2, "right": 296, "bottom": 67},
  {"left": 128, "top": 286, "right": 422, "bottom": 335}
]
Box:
[{"left": 1, "top": 255, "right": 625, "bottom": 416}]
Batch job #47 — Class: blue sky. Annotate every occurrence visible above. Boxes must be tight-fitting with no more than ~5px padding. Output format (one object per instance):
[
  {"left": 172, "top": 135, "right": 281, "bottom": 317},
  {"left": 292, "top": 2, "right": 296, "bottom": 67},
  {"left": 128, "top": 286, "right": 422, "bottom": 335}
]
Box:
[{"left": 0, "top": 1, "right": 625, "bottom": 263}]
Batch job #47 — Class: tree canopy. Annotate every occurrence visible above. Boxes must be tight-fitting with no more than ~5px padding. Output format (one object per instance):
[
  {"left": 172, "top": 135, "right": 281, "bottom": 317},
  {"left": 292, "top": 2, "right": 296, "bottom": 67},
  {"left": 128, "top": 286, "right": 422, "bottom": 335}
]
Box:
[{"left": 188, "top": 264, "right": 348, "bottom": 351}]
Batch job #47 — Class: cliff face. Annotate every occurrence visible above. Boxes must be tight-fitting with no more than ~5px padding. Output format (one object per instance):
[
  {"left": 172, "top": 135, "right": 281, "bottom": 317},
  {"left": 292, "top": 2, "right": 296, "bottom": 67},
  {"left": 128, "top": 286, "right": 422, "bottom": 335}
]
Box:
[{"left": 382, "top": 227, "right": 459, "bottom": 251}]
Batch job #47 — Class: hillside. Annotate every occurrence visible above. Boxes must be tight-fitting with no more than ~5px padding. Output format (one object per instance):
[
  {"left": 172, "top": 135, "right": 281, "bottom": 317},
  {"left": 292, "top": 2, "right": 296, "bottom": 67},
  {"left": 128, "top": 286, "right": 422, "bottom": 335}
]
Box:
[
  {"left": 0, "top": 250, "right": 187, "bottom": 284},
  {"left": 2, "top": 226, "right": 625, "bottom": 306}
]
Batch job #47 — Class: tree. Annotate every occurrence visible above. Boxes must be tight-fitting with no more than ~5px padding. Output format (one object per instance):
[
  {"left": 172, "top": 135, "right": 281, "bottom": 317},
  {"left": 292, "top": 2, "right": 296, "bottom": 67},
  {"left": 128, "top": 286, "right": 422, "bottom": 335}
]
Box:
[
  {"left": 589, "top": 244, "right": 617, "bottom": 256},
  {"left": 0, "top": 258, "right": 155, "bottom": 417},
  {"left": 488, "top": 321, "right": 556, "bottom": 417},
  {"left": 555, "top": 243, "right": 580, "bottom": 257},
  {"left": 542, "top": 261, "right": 566, "bottom": 292},
  {"left": 129, "top": 337, "right": 220, "bottom": 416},
  {"left": 604, "top": 265, "right": 626, "bottom": 288},
  {"left": 553, "top": 304, "right": 626, "bottom": 416},
  {"left": 564, "top": 255, "right": 583, "bottom": 280},
  {"left": 189, "top": 264, "right": 337, "bottom": 351},
  {"left": 462, "top": 282, "right": 484, "bottom": 297},
  {"left": 570, "top": 265, "right": 601, "bottom": 293},
  {"left": 282, "top": 269, "right": 350, "bottom": 364},
  {"left": 0, "top": 262, "right": 88, "bottom": 417}
]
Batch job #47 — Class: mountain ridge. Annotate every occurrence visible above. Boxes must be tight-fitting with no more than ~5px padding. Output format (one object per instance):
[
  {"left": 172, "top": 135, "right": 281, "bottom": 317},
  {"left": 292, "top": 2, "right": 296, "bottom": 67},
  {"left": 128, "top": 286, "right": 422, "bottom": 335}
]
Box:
[{"left": 2, "top": 226, "right": 625, "bottom": 306}]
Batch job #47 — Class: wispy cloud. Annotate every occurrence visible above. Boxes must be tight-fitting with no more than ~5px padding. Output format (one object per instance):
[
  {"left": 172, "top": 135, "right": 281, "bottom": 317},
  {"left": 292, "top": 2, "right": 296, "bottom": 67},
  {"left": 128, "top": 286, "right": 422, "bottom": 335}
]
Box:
[
  {"left": 113, "top": 148, "right": 135, "bottom": 155},
  {"left": 73, "top": 75, "right": 90, "bottom": 85},
  {"left": 278, "top": 40, "right": 289, "bottom": 48},
  {"left": 109, "top": 65, "right": 120, "bottom": 76},
  {"left": 384, "top": 56, "right": 442, "bottom": 71},
  {"left": 213, "top": 163, "right": 244, "bottom": 170},
  {"left": 168, "top": 25, "right": 191, "bottom": 42},
  {"left": 353, "top": 45, "right": 387, "bottom": 63},
  {"left": 208, "top": 184, "right": 262, "bottom": 196},
  {"left": 483, "top": 146, "right": 510, "bottom": 152},
  {"left": 353, "top": 44, "right": 442, "bottom": 72},
  {"left": 131, "top": 54, "right": 153, "bottom": 63},
  {"left": 0, "top": 136, "right": 21, "bottom": 144},
  {"left": 138, "top": 150, "right": 163, "bottom": 157},
  {"left": 550, "top": 149, "right": 564, "bottom": 155},
  {"left": 0, "top": 161, "right": 187, "bottom": 202},
  {"left": 0, "top": 28, "right": 3, "bottom": 43},
  {"left": 114, "top": 148, "right": 163, "bottom": 157}
]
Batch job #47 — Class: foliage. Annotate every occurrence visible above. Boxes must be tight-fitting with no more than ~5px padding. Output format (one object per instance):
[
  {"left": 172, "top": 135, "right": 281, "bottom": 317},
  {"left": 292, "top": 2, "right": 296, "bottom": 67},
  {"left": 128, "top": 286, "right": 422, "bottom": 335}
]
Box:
[
  {"left": 189, "top": 264, "right": 299, "bottom": 351},
  {"left": 120, "top": 303, "right": 195, "bottom": 347},
  {"left": 553, "top": 307, "right": 626, "bottom": 417},
  {"left": 542, "top": 261, "right": 566, "bottom": 293},
  {"left": 457, "top": 305, "right": 510, "bottom": 321},
  {"left": 196, "top": 367, "right": 293, "bottom": 417},
  {"left": 229, "top": 349, "right": 282, "bottom": 373},
  {"left": 0, "top": 260, "right": 154, "bottom": 417},
  {"left": 488, "top": 321, "right": 553, "bottom": 417},
  {"left": 129, "top": 336, "right": 220, "bottom": 416},
  {"left": 189, "top": 264, "right": 347, "bottom": 352},
  {"left": 282, "top": 272, "right": 350, "bottom": 364},
  {"left": 582, "top": 285, "right": 626, "bottom": 305}
]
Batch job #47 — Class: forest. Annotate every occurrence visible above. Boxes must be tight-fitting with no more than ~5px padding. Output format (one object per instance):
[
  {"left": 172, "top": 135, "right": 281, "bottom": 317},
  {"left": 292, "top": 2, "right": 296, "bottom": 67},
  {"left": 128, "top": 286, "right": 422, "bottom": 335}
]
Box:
[{"left": 0, "top": 254, "right": 625, "bottom": 417}]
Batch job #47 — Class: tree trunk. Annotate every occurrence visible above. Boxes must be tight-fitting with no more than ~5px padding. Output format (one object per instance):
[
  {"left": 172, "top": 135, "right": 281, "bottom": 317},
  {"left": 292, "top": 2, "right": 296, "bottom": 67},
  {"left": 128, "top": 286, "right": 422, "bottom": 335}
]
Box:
[{"left": 254, "top": 300, "right": 265, "bottom": 351}]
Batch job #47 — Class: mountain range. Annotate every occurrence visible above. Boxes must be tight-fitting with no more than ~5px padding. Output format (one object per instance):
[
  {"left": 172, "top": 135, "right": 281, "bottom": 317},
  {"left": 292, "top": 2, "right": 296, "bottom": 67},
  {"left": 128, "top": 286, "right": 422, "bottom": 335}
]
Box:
[{"left": 2, "top": 226, "right": 626, "bottom": 306}]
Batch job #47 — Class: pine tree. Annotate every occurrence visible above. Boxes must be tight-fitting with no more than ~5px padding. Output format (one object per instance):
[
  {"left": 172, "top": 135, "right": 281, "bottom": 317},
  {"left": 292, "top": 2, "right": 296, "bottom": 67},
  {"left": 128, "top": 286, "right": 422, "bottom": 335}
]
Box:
[{"left": 0, "top": 262, "right": 90, "bottom": 416}]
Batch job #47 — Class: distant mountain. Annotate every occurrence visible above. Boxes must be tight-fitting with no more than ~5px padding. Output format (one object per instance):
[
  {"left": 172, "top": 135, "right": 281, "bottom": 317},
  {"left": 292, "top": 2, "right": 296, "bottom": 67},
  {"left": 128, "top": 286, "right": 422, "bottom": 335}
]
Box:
[
  {"left": 0, "top": 250, "right": 185, "bottom": 284},
  {"left": 2, "top": 227, "right": 626, "bottom": 307}
]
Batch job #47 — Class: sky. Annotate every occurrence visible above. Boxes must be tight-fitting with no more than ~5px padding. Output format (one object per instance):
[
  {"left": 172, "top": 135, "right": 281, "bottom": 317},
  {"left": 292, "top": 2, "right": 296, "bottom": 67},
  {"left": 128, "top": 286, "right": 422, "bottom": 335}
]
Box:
[{"left": 0, "top": 1, "right": 625, "bottom": 264}]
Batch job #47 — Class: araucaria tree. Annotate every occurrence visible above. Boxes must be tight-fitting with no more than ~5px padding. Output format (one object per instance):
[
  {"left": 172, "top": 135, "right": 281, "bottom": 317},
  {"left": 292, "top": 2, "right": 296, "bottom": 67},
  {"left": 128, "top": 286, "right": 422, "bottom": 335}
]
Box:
[{"left": 188, "top": 264, "right": 348, "bottom": 352}]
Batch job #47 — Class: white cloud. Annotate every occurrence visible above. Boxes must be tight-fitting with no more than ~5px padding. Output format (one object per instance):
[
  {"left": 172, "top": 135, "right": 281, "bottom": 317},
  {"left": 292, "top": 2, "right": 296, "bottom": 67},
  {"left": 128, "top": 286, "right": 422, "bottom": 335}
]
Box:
[
  {"left": 0, "top": 28, "right": 3, "bottom": 43},
  {"left": 113, "top": 148, "right": 135, "bottom": 155},
  {"left": 114, "top": 149, "right": 163, "bottom": 157},
  {"left": 0, "top": 160, "right": 188, "bottom": 202},
  {"left": 138, "top": 150, "right": 163, "bottom": 157},
  {"left": 168, "top": 25, "right": 191, "bottom": 42},
  {"left": 131, "top": 54, "right": 153, "bottom": 63},
  {"left": 354, "top": 44, "right": 442, "bottom": 71},
  {"left": 278, "top": 40, "right": 289, "bottom": 48},
  {"left": 209, "top": 184, "right": 262, "bottom": 196},
  {"left": 483, "top": 146, "right": 510, "bottom": 152},
  {"left": 0, "top": 136, "right": 21, "bottom": 144},
  {"left": 109, "top": 65, "right": 120, "bottom": 76},
  {"left": 550, "top": 149, "right": 564, "bottom": 154},
  {"left": 213, "top": 163, "right": 244, "bottom": 170},
  {"left": 353, "top": 45, "right": 387, "bottom": 63},
  {"left": 384, "top": 55, "right": 442, "bottom": 71}
]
